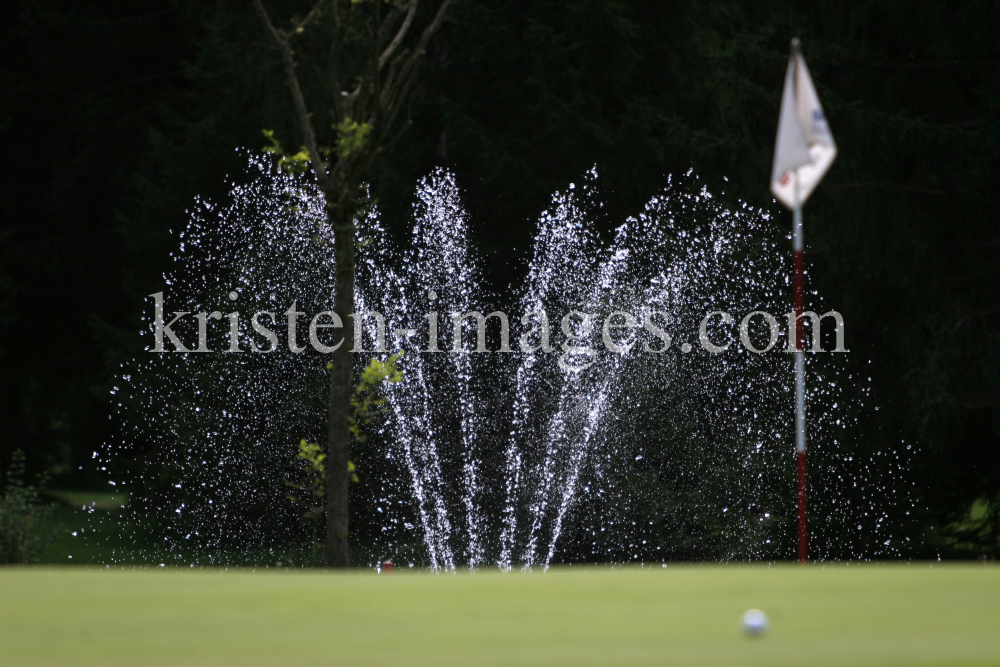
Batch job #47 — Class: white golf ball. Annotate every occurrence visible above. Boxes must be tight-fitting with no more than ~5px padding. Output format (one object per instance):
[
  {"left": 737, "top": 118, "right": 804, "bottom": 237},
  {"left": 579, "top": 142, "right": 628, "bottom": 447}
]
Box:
[{"left": 741, "top": 609, "right": 769, "bottom": 636}]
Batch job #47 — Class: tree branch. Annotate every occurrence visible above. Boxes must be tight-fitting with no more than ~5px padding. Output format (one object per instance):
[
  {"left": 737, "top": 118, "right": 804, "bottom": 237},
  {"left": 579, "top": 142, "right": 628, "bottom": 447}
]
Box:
[
  {"left": 251, "top": 0, "right": 330, "bottom": 189},
  {"left": 412, "top": 0, "right": 455, "bottom": 64},
  {"left": 380, "top": 0, "right": 454, "bottom": 120},
  {"left": 292, "top": 0, "right": 327, "bottom": 34},
  {"left": 250, "top": 0, "right": 283, "bottom": 43},
  {"left": 379, "top": 0, "right": 418, "bottom": 70},
  {"left": 952, "top": 308, "right": 1000, "bottom": 334}
]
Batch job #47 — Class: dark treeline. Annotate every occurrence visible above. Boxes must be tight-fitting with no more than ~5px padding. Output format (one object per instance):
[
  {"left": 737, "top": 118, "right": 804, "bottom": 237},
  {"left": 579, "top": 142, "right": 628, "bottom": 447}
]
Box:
[{"left": 2, "top": 0, "right": 998, "bottom": 557}]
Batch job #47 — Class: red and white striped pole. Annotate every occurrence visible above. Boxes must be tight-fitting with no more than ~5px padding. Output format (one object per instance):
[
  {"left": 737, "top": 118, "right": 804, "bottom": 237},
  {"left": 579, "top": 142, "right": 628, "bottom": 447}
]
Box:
[
  {"left": 770, "top": 37, "right": 836, "bottom": 563},
  {"left": 793, "top": 191, "right": 807, "bottom": 564}
]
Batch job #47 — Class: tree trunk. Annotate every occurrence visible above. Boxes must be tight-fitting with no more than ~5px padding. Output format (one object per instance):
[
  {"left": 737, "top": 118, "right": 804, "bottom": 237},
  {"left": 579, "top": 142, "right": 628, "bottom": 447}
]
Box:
[
  {"left": 251, "top": 0, "right": 456, "bottom": 569},
  {"left": 325, "top": 201, "right": 356, "bottom": 568}
]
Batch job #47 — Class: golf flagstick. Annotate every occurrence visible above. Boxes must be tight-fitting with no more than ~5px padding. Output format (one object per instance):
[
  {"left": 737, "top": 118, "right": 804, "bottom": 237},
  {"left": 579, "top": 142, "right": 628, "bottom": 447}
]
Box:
[{"left": 770, "top": 38, "right": 837, "bottom": 563}]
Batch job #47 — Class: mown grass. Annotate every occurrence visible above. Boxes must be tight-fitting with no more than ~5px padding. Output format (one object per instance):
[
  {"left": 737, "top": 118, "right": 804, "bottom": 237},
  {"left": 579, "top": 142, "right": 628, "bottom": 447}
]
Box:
[{"left": 1, "top": 564, "right": 997, "bottom": 666}]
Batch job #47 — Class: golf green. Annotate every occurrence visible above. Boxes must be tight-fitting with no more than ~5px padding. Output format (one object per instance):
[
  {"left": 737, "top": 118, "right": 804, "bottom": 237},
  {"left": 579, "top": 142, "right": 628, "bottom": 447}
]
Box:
[{"left": 1, "top": 564, "right": 997, "bottom": 666}]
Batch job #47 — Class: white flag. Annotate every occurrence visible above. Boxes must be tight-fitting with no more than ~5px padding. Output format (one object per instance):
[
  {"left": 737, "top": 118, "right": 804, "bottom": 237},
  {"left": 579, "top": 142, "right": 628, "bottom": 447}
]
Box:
[{"left": 770, "top": 39, "right": 837, "bottom": 210}]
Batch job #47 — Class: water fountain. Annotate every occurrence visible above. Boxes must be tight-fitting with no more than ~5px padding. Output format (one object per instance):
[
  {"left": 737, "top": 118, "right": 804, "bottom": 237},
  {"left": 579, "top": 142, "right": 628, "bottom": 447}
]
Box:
[{"left": 102, "top": 153, "right": 918, "bottom": 568}]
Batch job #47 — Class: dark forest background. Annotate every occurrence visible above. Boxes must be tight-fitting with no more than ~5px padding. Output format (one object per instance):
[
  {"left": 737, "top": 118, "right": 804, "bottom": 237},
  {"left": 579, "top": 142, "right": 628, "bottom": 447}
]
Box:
[{"left": 2, "top": 0, "right": 998, "bottom": 557}]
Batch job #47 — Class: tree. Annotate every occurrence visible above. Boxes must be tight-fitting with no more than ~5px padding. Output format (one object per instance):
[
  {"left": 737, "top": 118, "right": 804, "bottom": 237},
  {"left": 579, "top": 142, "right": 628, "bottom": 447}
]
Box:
[{"left": 252, "top": 0, "right": 455, "bottom": 567}]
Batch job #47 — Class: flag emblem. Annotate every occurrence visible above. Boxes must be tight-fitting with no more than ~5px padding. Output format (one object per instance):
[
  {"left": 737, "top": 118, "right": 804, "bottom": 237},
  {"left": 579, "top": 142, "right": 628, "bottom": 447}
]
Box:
[{"left": 770, "top": 39, "right": 837, "bottom": 209}]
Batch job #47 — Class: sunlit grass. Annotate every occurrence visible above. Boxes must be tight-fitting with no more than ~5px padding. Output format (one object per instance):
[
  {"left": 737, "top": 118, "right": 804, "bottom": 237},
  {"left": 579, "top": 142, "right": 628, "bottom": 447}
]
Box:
[{"left": 1, "top": 564, "right": 998, "bottom": 666}]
